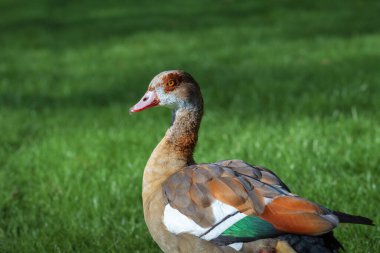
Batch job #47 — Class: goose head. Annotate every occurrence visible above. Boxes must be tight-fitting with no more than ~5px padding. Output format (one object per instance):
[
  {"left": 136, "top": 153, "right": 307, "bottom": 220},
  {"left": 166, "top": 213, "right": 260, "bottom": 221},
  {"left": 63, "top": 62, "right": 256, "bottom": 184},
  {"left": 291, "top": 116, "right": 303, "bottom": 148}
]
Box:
[{"left": 130, "top": 70, "right": 202, "bottom": 113}]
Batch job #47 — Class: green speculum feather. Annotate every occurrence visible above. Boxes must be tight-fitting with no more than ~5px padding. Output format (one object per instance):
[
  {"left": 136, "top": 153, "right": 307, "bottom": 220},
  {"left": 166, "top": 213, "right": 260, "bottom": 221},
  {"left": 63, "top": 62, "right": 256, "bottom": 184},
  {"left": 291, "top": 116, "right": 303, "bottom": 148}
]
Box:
[{"left": 222, "top": 216, "right": 280, "bottom": 239}]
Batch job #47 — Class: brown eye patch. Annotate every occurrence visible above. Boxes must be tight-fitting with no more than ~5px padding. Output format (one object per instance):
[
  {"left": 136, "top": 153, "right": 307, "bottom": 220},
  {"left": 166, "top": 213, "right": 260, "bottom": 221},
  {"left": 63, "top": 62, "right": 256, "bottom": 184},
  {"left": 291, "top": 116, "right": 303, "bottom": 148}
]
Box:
[{"left": 163, "top": 73, "right": 182, "bottom": 92}]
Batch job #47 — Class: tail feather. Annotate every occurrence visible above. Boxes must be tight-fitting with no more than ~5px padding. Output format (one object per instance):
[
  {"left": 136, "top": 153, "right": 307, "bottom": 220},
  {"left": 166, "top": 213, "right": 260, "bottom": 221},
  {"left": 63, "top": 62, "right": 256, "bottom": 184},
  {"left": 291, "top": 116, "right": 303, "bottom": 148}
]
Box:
[{"left": 333, "top": 211, "right": 374, "bottom": 225}]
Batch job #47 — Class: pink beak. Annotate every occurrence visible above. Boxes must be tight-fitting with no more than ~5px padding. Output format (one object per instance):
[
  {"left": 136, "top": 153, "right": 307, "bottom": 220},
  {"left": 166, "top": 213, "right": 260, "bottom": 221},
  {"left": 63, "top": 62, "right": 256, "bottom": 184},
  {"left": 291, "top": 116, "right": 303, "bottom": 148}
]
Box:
[{"left": 130, "top": 89, "right": 160, "bottom": 113}]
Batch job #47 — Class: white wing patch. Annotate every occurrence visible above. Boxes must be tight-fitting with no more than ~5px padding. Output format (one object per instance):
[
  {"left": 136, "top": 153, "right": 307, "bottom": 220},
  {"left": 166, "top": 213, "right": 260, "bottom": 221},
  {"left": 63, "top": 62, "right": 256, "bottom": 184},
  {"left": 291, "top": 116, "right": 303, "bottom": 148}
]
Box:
[
  {"left": 163, "top": 204, "right": 209, "bottom": 236},
  {"left": 163, "top": 200, "right": 246, "bottom": 242},
  {"left": 200, "top": 201, "right": 246, "bottom": 241},
  {"left": 263, "top": 197, "right": 272, "bottom": 205},
  {"left": 228, "top": 242, "right": 243, "bottom": 251}
]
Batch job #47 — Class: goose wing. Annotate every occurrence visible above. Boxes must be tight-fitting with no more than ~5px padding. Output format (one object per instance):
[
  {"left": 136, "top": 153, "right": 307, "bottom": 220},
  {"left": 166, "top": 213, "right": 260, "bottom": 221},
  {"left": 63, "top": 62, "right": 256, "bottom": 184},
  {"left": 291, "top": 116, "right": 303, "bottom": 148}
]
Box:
[{"left": 162, "top": 160, "right": 338, "bottom": 247}]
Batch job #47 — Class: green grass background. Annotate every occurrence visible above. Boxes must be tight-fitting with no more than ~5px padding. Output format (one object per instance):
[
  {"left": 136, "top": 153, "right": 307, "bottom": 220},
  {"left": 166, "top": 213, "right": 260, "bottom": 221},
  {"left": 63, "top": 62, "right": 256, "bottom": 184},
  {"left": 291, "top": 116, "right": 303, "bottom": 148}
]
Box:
[{"left": 1, "top": 0, "right": 379, "bottom": 252}]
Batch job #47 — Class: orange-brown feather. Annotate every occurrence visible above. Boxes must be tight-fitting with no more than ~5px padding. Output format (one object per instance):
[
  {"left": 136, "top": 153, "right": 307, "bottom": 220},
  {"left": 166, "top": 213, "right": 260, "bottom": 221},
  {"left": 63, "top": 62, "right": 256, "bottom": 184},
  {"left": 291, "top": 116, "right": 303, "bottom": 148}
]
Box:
[
  {"left": 208, "top": 177, "right": 254, "bottom": 214},
  {"left": 260, "top": 196, "right": 336, "bottom": 235},
  {"left": 208, "top": 178, "right": 243, "bottom": 205}
]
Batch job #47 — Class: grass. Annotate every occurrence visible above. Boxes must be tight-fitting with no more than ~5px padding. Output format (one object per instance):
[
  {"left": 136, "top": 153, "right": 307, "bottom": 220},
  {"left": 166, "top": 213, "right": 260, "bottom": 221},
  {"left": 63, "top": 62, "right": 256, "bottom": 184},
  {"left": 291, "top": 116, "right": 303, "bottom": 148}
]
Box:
[{"left": 0, "top": 0, "right": 379, "bottom": 252}]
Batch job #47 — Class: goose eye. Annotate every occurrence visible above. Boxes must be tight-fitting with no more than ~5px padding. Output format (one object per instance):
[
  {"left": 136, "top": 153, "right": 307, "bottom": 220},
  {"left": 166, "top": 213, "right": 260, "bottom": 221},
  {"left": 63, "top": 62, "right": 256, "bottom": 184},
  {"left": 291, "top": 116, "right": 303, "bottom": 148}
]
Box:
[{"left": 167, "top": 80, "right": 175, "bottom": 87}]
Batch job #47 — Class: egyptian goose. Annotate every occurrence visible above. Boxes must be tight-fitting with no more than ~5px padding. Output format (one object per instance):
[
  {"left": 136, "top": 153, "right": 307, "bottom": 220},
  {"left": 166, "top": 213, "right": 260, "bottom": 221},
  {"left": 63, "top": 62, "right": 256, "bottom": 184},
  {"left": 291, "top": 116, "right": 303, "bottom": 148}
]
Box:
[{"left": 130, "top": 70, "right": 373, "bottom": 253}]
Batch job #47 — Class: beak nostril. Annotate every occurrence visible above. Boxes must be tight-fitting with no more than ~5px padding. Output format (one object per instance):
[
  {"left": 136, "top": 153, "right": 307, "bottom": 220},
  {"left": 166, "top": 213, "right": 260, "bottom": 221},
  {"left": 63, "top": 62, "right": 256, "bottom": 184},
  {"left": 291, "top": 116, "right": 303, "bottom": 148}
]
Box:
[{"left": 131, "top": 89, "right": 159, "bottom": 113}]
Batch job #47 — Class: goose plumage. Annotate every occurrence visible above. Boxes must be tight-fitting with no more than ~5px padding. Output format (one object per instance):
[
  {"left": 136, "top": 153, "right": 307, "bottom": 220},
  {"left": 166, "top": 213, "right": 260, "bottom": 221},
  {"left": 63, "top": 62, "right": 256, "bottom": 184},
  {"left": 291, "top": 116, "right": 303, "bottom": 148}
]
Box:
[{"left": 130, "top": 70, "right": 373, "bottom": 253}]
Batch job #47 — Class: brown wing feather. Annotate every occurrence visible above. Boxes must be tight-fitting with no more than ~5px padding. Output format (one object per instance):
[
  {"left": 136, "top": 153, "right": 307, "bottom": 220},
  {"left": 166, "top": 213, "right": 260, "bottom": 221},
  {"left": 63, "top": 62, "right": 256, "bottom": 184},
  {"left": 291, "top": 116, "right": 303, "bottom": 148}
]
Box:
[
  {"left": 208, "top": 176, "right": 255, "bottom": 214},
  {"left": 163, "top": 159, "right": 339, "bottom": 237},
  {"left": 162, "top": 159, "right": 292, "bottom": 227},
  {"left": 260, "top": 196, "right": 337, "bottom": 235},
  {"left": 216, "top": 160, "right": 291, "bottom": 191}
]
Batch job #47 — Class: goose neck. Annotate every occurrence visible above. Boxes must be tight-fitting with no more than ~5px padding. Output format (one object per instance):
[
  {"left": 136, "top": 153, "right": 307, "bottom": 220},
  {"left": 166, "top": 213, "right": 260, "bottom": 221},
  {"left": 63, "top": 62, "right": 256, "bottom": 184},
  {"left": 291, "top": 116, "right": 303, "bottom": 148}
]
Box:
[{"left": 165, "top": 107, "right": 202, "bottom": 161}]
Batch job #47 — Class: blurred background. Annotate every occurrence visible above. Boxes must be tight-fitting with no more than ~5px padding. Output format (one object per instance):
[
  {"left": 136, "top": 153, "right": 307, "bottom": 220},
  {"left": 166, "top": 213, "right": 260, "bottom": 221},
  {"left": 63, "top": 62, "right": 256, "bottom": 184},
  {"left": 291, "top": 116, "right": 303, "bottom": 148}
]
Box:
[{"left": 0, "top": 0, "right": 379, "bottom": 252}]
